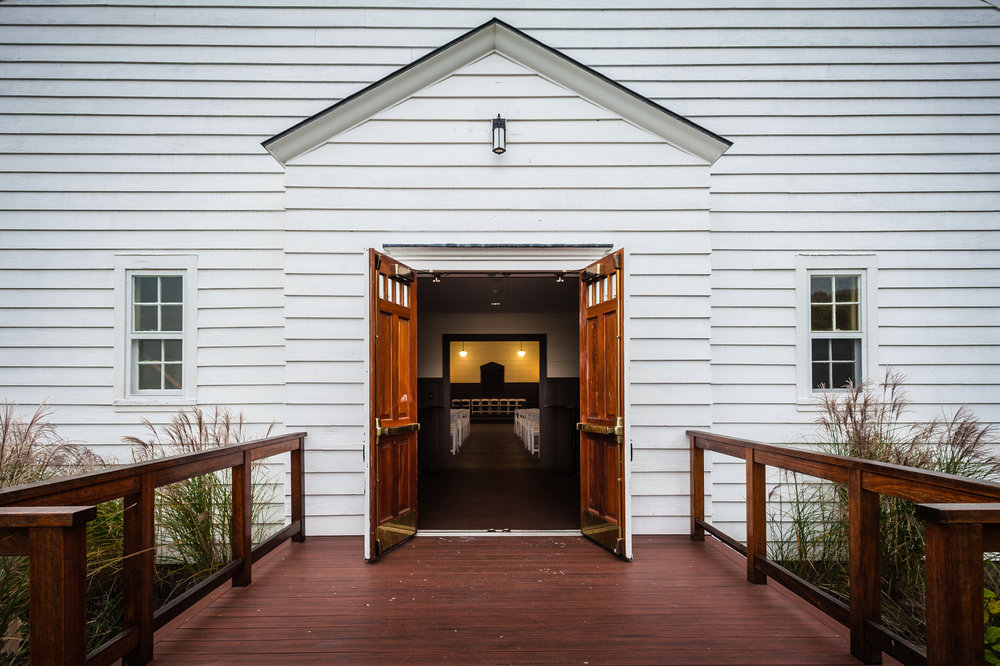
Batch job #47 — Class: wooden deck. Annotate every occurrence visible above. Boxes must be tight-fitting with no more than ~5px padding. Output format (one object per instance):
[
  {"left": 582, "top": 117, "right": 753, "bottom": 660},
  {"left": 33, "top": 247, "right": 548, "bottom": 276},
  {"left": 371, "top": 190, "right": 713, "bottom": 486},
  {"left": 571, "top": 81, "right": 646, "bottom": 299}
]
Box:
[{"left": 151, "top": 534, "right": 880, "bottom": 665}]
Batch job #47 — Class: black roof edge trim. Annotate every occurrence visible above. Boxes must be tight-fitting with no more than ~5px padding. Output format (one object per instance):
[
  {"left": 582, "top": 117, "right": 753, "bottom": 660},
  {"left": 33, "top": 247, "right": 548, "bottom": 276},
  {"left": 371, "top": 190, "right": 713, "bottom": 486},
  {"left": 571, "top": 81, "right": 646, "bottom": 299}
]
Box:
[
  {"left": 262, "top": 17, "right": 731, "bottom": 152},
  {"left": 486, "top": 18, "right": 732, "bottom": 149},
  {"left": 262, "top": 18, "right": 503, "bottom": 149}
]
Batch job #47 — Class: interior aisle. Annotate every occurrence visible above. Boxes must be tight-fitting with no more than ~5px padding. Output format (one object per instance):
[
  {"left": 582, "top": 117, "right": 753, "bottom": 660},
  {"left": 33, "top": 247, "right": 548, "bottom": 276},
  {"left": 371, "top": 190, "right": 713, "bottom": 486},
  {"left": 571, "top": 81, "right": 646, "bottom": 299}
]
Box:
[{"left": 419, "top": 423, "right": 578, "bottom": 530}]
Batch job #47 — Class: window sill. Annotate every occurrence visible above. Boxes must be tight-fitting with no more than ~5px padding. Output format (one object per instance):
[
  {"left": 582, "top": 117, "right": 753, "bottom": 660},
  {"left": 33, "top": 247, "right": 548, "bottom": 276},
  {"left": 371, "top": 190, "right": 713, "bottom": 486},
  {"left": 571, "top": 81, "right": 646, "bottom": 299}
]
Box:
[
  {"left": 113, "top": 397, "right": 196, "bottom": 412},
  {"left": 796, "top": 389, "right": 852, "bottom": 412}
]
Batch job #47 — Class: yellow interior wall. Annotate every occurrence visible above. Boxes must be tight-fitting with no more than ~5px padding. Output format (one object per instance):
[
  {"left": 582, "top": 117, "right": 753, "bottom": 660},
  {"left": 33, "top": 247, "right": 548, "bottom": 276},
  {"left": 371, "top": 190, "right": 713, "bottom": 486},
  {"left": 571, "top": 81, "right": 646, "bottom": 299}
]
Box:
[{"left": 450, "top": 341, "right": 540, "bottom": 383}]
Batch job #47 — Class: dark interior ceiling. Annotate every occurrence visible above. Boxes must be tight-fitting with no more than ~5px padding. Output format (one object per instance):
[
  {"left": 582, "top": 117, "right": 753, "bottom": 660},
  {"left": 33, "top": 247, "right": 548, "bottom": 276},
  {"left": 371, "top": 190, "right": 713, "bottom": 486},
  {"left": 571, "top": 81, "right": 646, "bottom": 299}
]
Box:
[{"left": 417, "top": 274, "right": 579, "bottom": 315}]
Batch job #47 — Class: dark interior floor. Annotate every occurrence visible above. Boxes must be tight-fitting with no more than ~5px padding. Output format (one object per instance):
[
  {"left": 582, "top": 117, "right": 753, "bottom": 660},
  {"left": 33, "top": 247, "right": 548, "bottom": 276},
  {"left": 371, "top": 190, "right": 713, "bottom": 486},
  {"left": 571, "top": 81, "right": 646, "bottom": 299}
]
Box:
[{"left": 419, "top": 422, "right": 578, "bottom": 530}]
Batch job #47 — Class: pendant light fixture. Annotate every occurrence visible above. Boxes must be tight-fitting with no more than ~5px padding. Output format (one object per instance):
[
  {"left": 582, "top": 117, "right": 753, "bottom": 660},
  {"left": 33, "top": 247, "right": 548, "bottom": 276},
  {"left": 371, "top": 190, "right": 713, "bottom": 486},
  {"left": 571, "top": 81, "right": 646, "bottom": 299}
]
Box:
[
  {"left": 492, "top": 114, "right": 506, "bottom": 154},
  {"left": 458, "top": 341, "right": 468, "bottom": 358},
  {"left": 517, "top": 341, "right": 526, "bottom": 358}
]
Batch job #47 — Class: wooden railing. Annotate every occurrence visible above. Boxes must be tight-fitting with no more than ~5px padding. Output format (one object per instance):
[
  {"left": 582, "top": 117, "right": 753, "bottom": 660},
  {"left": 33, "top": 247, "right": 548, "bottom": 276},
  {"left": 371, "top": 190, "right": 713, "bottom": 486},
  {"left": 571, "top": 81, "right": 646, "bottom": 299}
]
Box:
[
  {"left": 688, "top": 430, "right": 1000, "bottom": 666},
  {"left": 0, "top": 431, "right": 306, "bottom": 666}
]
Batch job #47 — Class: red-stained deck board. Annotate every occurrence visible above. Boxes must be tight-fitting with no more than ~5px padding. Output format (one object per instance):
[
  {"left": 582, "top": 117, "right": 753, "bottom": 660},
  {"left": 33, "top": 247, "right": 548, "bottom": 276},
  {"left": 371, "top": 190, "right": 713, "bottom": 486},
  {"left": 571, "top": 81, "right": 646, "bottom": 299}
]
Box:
[{"left": 152, "top": 535, "right": 873, "bottom": 665}]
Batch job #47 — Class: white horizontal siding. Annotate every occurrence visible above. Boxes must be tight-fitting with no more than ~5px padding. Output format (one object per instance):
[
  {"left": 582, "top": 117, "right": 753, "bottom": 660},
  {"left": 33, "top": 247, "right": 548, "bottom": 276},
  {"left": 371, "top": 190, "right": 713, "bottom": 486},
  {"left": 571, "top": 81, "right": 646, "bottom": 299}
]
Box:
[
  {"left": 0, "top": 1, "right": 996, "bottom": 539},
  {"left": 280, "top": 51, "right": 713, "bottom": 535},
  {"left": 697, "top": 1, "right": 1000, "bottom": 539}
]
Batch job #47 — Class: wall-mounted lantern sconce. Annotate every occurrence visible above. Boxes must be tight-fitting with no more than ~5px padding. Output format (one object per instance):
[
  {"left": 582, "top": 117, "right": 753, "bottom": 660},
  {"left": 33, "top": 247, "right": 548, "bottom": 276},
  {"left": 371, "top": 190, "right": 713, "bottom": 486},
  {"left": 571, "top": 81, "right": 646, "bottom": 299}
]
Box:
[
  {"left": 492, "top": 114, "right": 506, "bottom": 154},
  {"left": 517, "top": 341, "right": 526, "bottom": 358},
  {"left": 459, "top": 341, "right": 468, "bottom": 358}
]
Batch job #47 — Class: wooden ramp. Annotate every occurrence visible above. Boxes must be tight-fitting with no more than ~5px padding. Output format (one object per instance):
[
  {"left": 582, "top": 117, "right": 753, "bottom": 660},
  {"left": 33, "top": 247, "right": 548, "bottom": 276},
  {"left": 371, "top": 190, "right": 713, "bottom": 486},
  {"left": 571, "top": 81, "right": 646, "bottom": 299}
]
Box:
[{"left": 152, "top": 535, "right": 872, "bottom": 664}]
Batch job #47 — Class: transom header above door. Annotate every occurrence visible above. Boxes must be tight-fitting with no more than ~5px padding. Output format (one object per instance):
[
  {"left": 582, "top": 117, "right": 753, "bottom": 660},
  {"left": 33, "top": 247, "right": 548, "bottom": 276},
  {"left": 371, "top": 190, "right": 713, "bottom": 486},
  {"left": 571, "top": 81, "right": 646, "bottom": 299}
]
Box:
[{"left": 382, "top": 243, "right": 614, "bottom": 272}]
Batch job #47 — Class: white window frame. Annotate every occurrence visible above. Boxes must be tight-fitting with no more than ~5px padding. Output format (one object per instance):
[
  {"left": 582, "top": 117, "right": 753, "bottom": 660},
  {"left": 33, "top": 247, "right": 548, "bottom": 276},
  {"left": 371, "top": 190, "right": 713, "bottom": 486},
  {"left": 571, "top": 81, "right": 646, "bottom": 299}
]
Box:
[
  {"left": 114, "top": 254, "right": 197, "bottom": 409},
  {"left": 795, "top": 254, "right": 878, "bottom": 408}
]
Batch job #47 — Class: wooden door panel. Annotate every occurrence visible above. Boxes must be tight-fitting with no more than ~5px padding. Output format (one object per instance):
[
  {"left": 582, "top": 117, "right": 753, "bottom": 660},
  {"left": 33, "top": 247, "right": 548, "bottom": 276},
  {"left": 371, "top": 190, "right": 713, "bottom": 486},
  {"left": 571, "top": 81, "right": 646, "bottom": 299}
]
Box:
[
  {"left": 377, "top": 442, "right": 395, "bottom": 523},
  {"left": 579, "top": 250, "right": 627, "bottom": 557},
  {"left": 377, "top": 310, "right": 394, "bottom": 421},
  {"left": 601, "top": 439, "right": 620, "bottom": 523},
  {"left": 601, "top": 309, "right": 619, "bottom": 421},
  {"left": 395, "top": 316, "right": 413, "bottom": 421},
  {"left": 369, "top": 250, "right": 418, "bottom": 560}
]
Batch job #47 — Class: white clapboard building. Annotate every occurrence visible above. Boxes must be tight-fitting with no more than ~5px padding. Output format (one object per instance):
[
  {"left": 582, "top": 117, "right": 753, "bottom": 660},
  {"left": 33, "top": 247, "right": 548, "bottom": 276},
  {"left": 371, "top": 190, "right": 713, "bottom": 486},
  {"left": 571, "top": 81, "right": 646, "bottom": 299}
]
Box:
[{"left": 1, "top": 2, "right": 998, "bottom": 559}]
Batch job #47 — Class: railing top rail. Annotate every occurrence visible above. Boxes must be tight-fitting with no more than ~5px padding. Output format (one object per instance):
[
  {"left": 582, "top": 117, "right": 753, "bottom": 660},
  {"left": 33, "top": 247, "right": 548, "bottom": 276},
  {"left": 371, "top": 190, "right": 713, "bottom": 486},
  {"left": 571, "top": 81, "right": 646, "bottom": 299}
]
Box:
[
  {"left": 0, "top": 431, "right": 307, "bottom": 508},
  {"left": 0, "top": 505, "right": 97, "bottom": 528},
  {"left": 687, "top": 428, "right": 1000, "bottom": 503},
  {"left": 916, "top": 503, "right": 1000, "bottom": 525}
]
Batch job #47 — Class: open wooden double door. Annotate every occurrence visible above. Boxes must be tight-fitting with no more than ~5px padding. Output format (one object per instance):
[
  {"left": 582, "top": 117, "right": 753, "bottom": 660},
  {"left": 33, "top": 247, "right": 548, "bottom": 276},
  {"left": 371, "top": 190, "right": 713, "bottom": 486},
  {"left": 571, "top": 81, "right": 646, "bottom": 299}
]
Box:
[{"left": 368, "top": 249, "right": 627, "bottom": 560}]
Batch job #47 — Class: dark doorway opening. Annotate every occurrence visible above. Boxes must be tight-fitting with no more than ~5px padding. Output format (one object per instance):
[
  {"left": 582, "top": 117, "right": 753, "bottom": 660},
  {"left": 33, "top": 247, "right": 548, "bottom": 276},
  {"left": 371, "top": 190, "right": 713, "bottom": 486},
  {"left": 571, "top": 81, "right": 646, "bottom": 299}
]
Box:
[{"left": 415, "top": 274, "right": 580, "bottom": 530}]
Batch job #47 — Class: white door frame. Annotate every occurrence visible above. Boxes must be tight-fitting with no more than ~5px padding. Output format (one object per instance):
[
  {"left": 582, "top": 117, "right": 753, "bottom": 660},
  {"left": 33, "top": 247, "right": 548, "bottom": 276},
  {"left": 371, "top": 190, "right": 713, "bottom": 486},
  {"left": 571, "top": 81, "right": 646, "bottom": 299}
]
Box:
[{"left": 362, "top": 243, "right": 633, "bottom": 559}]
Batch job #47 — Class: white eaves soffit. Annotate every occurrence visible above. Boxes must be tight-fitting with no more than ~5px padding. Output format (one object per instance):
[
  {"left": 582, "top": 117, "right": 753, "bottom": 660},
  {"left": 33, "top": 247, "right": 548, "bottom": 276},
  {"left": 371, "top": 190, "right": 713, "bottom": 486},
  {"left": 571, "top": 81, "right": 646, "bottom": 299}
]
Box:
[{"left": 262, "top": 18, "right": 732, "bottom": 166}]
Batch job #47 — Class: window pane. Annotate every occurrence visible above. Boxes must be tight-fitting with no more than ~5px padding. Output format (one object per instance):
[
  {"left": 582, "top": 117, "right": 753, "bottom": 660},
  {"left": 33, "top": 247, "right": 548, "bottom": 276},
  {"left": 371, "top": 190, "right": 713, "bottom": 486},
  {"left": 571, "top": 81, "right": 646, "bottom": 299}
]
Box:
[
  {"left": 138, "top": 364, "right": 161, "bottom": 390},
  {"left": 831, "top": 339, "right": 856, "bottom": 360},
  {"left": 163, "top": 339, "right": 182, "bottom": 362},
  {"left": 160, "top": 276, "right": 183, "bottom": 303},
  {"left": 831, "top": 362, "right": 856, "bottom": 389},
  {"left": 135, "top": 305, "right": 159, "bottom": 331},
  {"left": 161, "top": 305, "right": 183, "bottom": 332},
  {"left": 810, "top": 276, "right": 832, "bottom": 304},
  {"left": 163, "top": 363, "right": 183, "bottom": 390},
  {"left": 811, "top": 338, "right": 829, "bottom": 361},
  {"left": 811, "top": 304, "right": 832, "bottom": 331},
  {"left": 134, "top": 276, "right": 158, "bottom": 303},
  {"left": 138, "top": 339, "right": 162, "bottom": 362},
  {"left": 835, "top": 304, "right": 859, "bottom": 331},
  {"left": 812, "top": 363, "right": 829, "bottom": 389},
  {"left": 835, "top": 276, "right": 858, "bottom": 303}
]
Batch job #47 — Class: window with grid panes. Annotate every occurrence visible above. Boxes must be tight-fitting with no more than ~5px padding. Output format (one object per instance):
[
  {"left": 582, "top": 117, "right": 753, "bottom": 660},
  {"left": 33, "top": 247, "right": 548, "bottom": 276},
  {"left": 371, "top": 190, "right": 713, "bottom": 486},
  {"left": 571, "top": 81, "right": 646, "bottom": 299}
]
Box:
[
  {"left": 810, "top": 274, "right": 862, "bottom": 390},
  {"left": 130, "top": 274, "right": 184, "bottom": 393}
]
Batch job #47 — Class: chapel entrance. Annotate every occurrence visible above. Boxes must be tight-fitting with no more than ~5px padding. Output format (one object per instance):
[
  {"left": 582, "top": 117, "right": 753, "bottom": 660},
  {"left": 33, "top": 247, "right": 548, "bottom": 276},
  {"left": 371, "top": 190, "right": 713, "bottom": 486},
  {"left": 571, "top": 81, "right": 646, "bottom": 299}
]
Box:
[
  {"left": 368, "top": 249, "right": 629, "bottom": 561},
  {"left": 415, "top": 273, "right": 581, "bottom": 531}
]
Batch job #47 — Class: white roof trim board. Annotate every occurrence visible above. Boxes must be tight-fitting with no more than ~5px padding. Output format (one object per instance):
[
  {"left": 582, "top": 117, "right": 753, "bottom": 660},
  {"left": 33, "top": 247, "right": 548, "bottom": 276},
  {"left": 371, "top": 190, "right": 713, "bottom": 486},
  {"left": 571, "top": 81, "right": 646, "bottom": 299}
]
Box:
[{"left": 262, "top": 18, "right": 732, "bottom": 165}]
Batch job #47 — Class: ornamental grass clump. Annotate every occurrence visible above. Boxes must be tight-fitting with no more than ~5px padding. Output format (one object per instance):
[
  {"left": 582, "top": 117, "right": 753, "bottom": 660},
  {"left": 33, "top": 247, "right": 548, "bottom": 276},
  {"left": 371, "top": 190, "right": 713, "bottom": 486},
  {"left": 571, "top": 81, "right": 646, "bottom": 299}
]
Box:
[
  {"left": 768, "top": 368, "right": 1000, "bottom": 647},
  {"left": 124, "top": 406, "right": 277, "bottom": 603}
]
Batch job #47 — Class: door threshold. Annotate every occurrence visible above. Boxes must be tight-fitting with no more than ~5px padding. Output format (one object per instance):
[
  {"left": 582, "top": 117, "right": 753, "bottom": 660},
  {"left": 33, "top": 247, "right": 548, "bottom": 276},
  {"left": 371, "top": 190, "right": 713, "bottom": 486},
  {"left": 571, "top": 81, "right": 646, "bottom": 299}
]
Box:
[{"left": 418, "top": 529, "right": 579, "bottom": 538}]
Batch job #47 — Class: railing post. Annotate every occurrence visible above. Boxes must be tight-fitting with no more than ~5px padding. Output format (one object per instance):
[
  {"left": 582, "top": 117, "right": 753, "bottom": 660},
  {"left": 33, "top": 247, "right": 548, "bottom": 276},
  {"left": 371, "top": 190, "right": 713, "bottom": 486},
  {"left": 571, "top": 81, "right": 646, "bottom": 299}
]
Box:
[
  {"left": 291, "top": 435, "right": 305, "bottom": 542},
  {"left": 746, "top": 448, "right": 766, "bottom": 584},
  {"left": 123, "top": 471, "right": 155, "bottom": 665},
  {"left": 925, "top": 521, "right": 984, "bottom": 666},
  {"left": 29, "top": 525, "right": 88, "bottom": 665},
  {"left": 848, "top": 468, "right": 882, "bottom": 664},
  {"left": 690, "top": 434, "right": 704, "bottom": 541},
  {"left": 232, "top": 449, "right": 253, "bottom": 587},
  {"left": 4, "top": 507, "right": 97, "bottom": 666},
  {"left": 916, "top": 503, "right": 991, "bottom": 666}
]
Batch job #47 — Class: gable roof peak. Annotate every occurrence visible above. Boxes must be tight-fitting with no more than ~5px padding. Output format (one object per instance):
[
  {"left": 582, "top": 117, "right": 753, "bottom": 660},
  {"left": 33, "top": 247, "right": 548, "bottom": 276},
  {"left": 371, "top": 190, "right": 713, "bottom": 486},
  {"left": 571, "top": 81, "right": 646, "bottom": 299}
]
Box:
[{"left": 263, "top": 18, "right": 731, "bottom": 165}]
